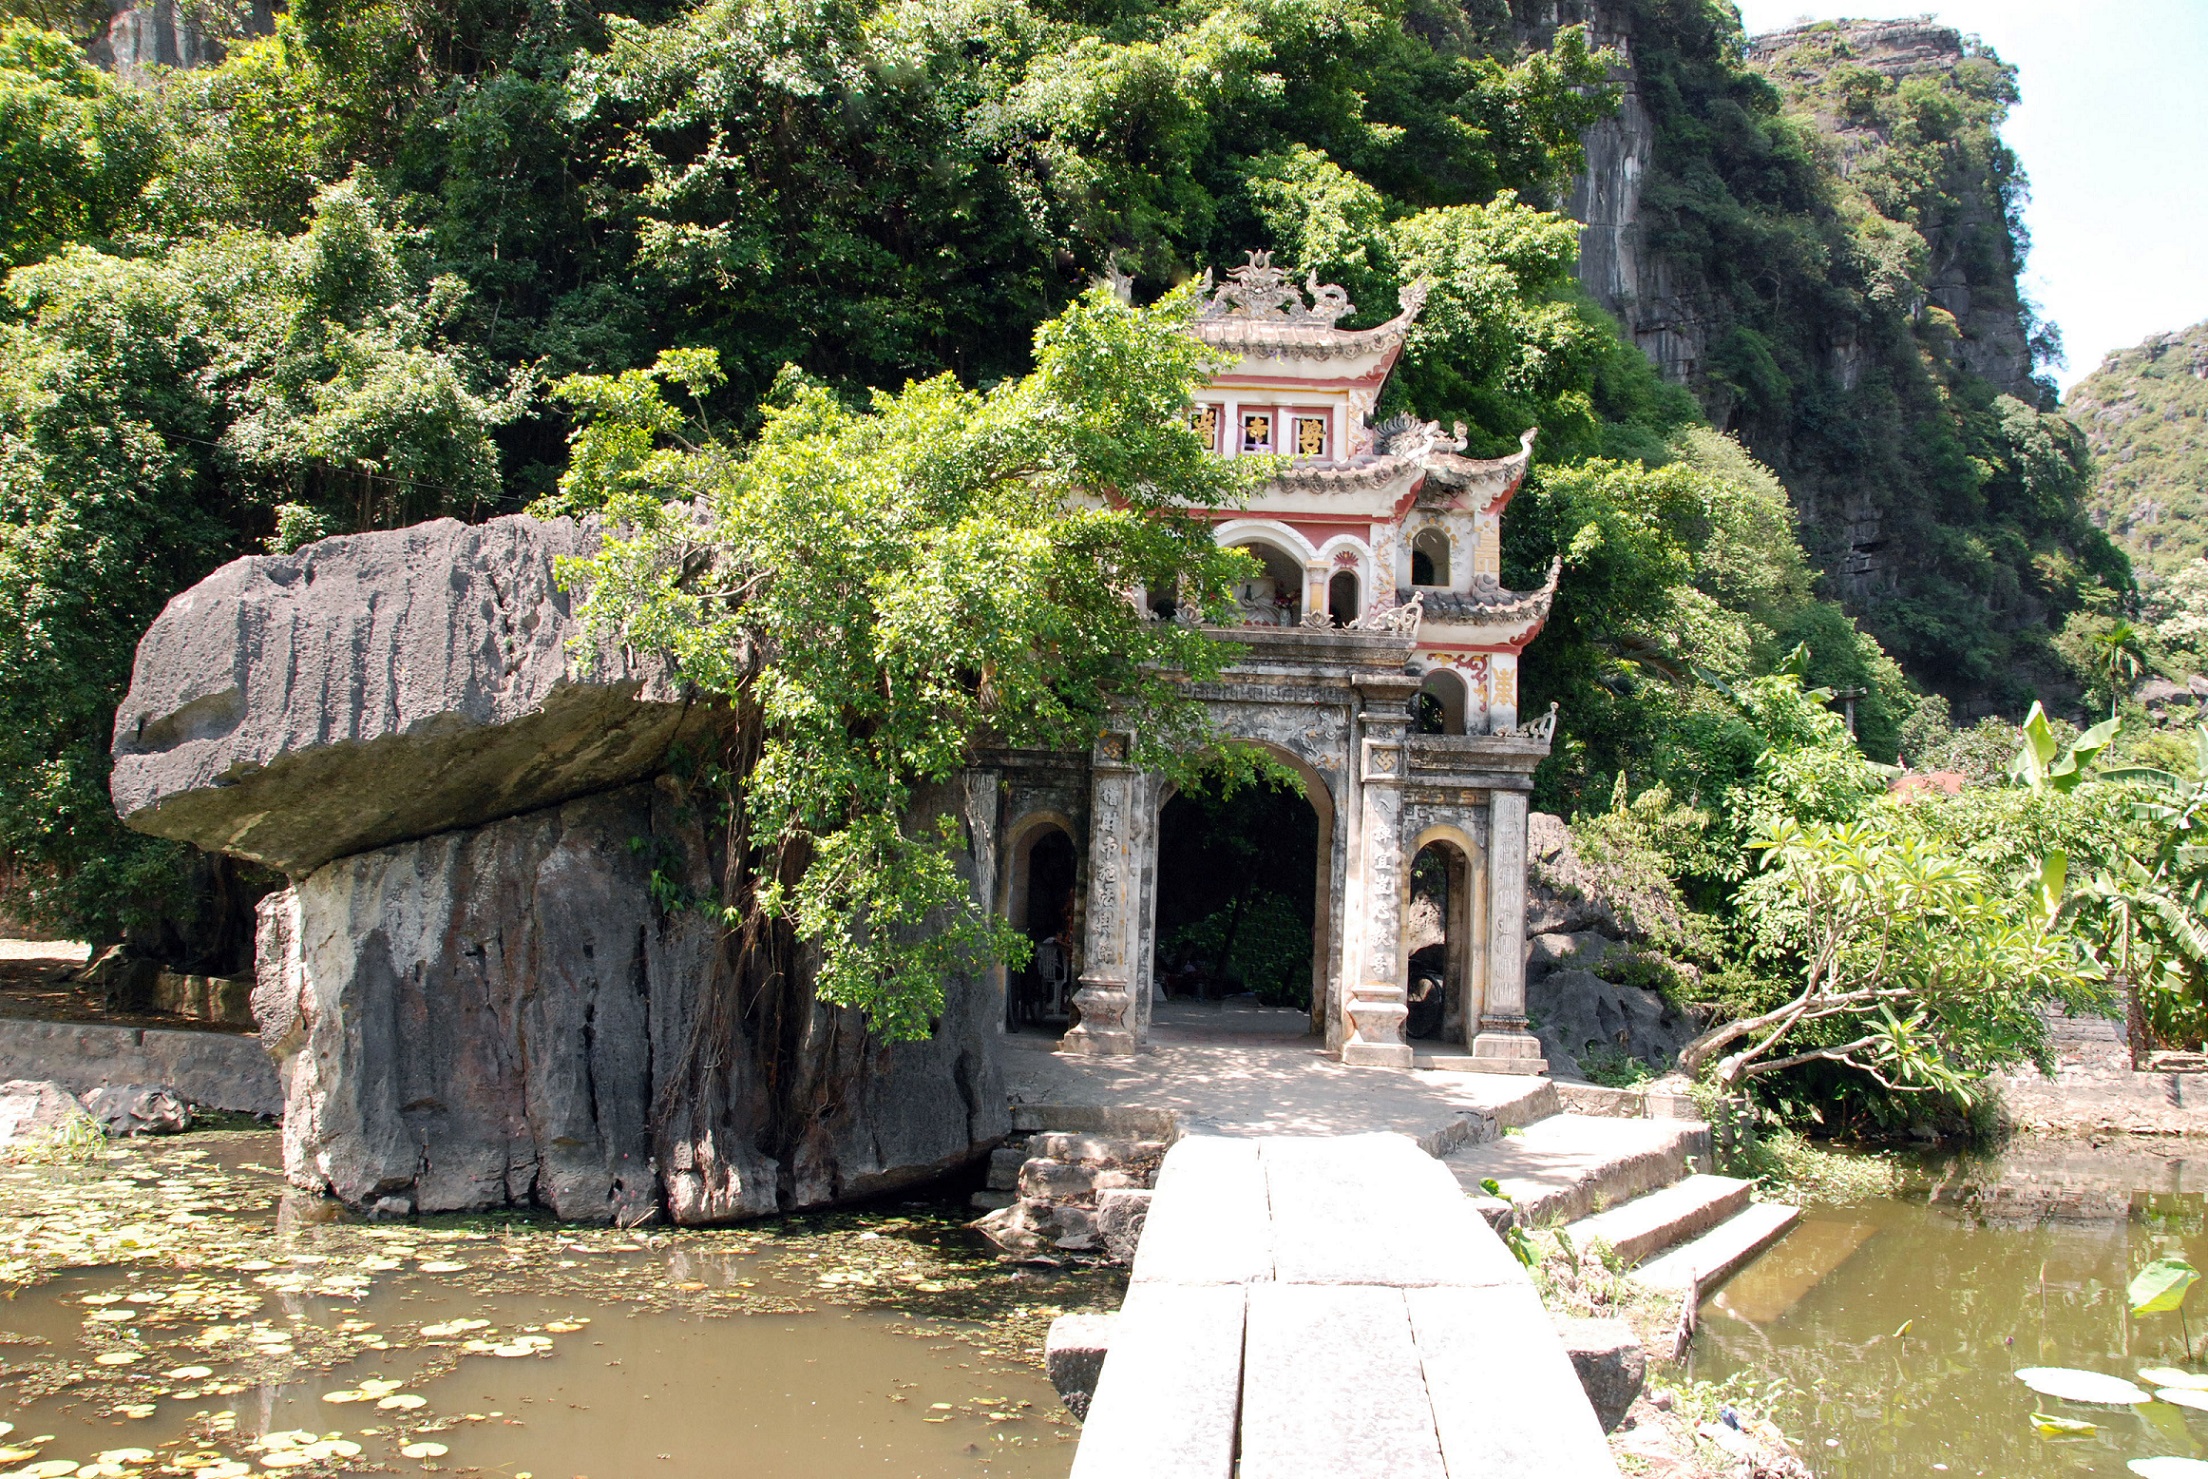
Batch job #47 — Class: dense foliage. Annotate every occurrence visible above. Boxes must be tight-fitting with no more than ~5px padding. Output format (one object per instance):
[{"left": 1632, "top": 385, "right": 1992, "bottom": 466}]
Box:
[
  {"left": 2070, "top": 321, "right": 2208, "bottom": 587},
  {"left": 1600, "top": 11, "right": 2127, "bottom": 711}
]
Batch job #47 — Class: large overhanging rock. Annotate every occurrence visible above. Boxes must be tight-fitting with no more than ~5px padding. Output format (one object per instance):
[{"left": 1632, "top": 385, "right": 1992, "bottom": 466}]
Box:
[
  {"left": 111, "top": 515, "right": 708, "bottom": 876},
  {"left": 256, "top": 781, "right": 1008, "bottom": 1222}
]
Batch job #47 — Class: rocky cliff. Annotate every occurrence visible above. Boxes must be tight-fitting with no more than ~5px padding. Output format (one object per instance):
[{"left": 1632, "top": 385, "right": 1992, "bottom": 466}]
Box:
[
  {"left": 2069, "top": 321, "right": 2208, "bottom": 584},
  {"left": 1517, "top": 2, "right": 2125, "bottom": 710},
  {"left": 117, "top": 515, "right": 1008, "bottom": 1222}
]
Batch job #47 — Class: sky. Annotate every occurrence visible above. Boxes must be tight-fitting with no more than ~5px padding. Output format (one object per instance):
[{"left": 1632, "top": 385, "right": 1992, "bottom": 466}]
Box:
[{"left": 1733, "top": 0, "right": 2208, "bottom": 394}]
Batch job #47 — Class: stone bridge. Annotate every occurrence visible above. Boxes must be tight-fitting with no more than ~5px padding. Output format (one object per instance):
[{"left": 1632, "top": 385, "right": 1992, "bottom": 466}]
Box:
[{"left": 1067, "top": 1133, "right": 1621, "bottom": 1478}]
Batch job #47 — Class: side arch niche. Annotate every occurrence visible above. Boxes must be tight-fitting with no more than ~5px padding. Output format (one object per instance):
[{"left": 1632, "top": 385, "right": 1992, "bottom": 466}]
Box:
[
  {"left": 1227, "top": 540, "right": 1307, "bottom": 626},
  {"left": 1411, "top": 526, "right": 1451, "bottom": 587},
  {"left": 1327, "top": 571, "right": 1359, "bottom": 627},
  {"left": 1414, "top": 668, "right": 1468, "bottom": 736},
  {"left": 1002, "top": 815, "right": 1080, "bottom": 1033},
  {"left": 1404, "top": 828, "right": 1481, "bottom": 1045}
]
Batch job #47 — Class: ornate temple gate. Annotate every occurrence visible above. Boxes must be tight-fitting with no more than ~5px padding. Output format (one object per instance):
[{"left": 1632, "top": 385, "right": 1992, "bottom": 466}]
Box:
[
  {"left": 974, "top": 627, "right": 1550, "bottom": 1072},
  {"left": 974, "top": 251, "right": 1561, "bottom": 1073}
]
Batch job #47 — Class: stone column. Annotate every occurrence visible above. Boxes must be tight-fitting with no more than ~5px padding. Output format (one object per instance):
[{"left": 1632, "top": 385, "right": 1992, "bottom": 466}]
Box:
[
  {"left": 1342, "top": 706, "right": 1413, "bottom": 1068},
  {"left": 1471, "top": 787, "right": 1546, "bottom": 1070},
  {"left": 1062, "top": 733, "right": 1138, "bottom": 1057}
]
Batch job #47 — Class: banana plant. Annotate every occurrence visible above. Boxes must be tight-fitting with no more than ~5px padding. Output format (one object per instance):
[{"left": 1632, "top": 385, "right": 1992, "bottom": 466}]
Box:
[
  {"left": 2010, "top": 701, "right": 2120, "bottom": 793},
  {"left": 2066, "top": 724, "right": 2208, "bottom": 1057}
]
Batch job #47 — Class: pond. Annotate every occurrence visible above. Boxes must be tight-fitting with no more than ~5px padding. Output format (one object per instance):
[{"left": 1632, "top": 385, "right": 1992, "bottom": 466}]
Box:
[
  {"left": 0, "top": 1129, "right": 1115, "bottom": 1478},
  {"left": 1692, "top": 1141, "right": 2208, "bottom": 1478}
]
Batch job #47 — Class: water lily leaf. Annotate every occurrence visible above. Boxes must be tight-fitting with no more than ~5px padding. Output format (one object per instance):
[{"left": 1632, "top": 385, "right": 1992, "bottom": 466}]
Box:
[
  {"left": 399, "top": 1442, "right": 448, "bottom": 1458},
  {"left": 378, "top": 1395, "right": 426, "bottom": 1410},
  {"left": 2132, "top": 1461, "right": 2208, "bottom": 1479},
  {"left": 2014, "top": 1367, "right": 2153, "bottom": 1405},
  {"left": 2141, "top": 1367, "right": 2208, "bottom": 1389},
  {"left": 2159, "top": 1388, "right": 2208, "bottom": 1412},
  {"left": 2031, "top": 1411, "right": 2098, "bottom": 1436},
  {"left": 2130, "top": 1258, "right": 2199, "bottom": 1317}
]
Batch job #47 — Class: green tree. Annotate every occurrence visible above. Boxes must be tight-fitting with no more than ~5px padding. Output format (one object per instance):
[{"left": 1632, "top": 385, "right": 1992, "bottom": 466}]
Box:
[
  {"left": 0, "top": 177, "right": 512, "bottom": 941},
  {"left": 554, "top": 285, "right": 1273, "bottom": 1037},
  {"left": 0, "top": 25, "right": 164, "bottom": 268},
  {"left": 1680, "top": 818, "right": 2089, "bottom": 1094}
]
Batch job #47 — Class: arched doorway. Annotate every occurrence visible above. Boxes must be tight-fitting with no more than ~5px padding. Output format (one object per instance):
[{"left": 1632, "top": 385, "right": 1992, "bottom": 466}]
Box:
[
  {"left": 1405, "top": 835, "right": 1477, "bottom": 1043},
  {"left": 1006, "top": 823, "right": 1079, "bottom": 1032},
  {"left": 1151, "top": 763, "right": 1331, "bottom": 1036}
]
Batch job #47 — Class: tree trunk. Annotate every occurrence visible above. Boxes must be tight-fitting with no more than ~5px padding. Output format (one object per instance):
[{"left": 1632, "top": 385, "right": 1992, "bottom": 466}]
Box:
[{"left": 2121, "top": 973, "right": 2149, "bottom": 1071}]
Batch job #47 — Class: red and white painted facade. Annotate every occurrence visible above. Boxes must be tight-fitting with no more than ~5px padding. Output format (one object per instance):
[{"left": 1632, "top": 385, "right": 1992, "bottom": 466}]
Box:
[{"left": 1175, "top": 252, "right": 1558, "bottom": 735}]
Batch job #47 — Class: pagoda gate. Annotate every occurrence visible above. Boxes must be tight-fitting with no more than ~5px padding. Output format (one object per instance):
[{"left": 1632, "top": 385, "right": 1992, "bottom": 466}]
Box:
[{"left": 974, "top": 254, "right": 1557, "bottom": 1072}]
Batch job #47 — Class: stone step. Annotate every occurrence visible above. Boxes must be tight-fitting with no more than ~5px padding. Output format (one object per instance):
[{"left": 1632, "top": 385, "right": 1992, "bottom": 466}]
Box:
[
  {"left": 1563, "top": 1174, "right": 1753, "bottom": 1267},
  {"left": 1442, "top": 1114, "right": 1712, "bottom": 1227},
  {"left": 987, "top": 1144, "right": 1029, "bottom": 1191},
  {"left": 1629, "top": 1202, "right": 1802, "bottom": 1298}
]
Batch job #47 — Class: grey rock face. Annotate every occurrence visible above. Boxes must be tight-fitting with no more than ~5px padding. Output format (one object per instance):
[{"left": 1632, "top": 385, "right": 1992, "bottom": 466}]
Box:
[
  {"left": 1528, "top": 968, "right": 1697, "bottom": 1082},
  {"left": 1555, "top": 1315, "right": 1645, "bottom": 1432},
  {"left": 81, "top": 1084, "right": 192, "bottom": 1136},
  {"left": 112, "top": 515, "right": 707, "bottom": 877},
  {"left": 0, "top": 1080, "right": 98, "bottom": 1144},
  {"left": 256, "top": 781, "right": 1006, "bottom": 1223}
]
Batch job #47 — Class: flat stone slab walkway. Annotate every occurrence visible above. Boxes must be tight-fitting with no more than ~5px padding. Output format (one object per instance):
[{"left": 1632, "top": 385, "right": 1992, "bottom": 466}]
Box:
[
  {"left": 1071, "top": 1133, "right": 1621, "bottom": 1479},
  {"left": 1000, "top": 1020, "right": 1555, "bottom": 1153}
]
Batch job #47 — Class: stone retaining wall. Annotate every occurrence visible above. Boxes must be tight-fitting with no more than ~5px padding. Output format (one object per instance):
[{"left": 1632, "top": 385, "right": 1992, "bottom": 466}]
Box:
[{"left": 0, "top": 1018, "right": 280, "bottom": 1117}]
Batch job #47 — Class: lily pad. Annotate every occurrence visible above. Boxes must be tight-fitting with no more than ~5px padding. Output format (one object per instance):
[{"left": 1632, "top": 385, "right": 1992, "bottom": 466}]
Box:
[
  {"left": 2144, "top": 1368, "right": 2208, "bottom": 1390},
  {"left": 2031, "top": 1411, "right": 2099, "bottom": 1436},
  {"left": 2159, "top": 1388, "right": 2208, "bottom": 1413},
  {"left": 2014, "top": 1368, "right": 2153, "bottom": 1405},
  {"left": 2132, "top": 1258, "right": 2200, "bottom": 1317},
  {"left": 2131, "top": 1462, "right": 2208, "bottom": 1479},
  {"left": 399, "top": 1443, "right": 447, "bottom": 1459}
]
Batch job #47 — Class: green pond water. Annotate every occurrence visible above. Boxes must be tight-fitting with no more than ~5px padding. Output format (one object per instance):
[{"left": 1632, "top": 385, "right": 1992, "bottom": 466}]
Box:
[
  {"left": 1691, "top": 1142, "right": 2208, "bottom": 1479},
  {"left": 0, "top": 1129, "right": 1117, "bottom": 1478}
]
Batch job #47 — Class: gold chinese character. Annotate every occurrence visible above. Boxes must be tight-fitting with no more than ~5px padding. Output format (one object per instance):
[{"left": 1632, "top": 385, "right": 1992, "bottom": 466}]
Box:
[
  {"left": 1295, "top": 417, "right": 1326, "bottom": 457},
  {"left": 1188, "top": 404, "right": 1218, "bottom": 448},
  {"left": 1241, "top": 413, "right": 1271, "bottom": 452}
]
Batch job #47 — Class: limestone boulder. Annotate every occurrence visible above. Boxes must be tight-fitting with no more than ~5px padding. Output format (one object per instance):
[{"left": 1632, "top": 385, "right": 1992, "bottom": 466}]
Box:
[
  {"left": 80, "top": 1084, "right": 192, "bottom": 1136},
  {"left": 111, "top": 514, "right": 710, "bottom": 877},
  {"left": 257, "top": 780, "right": 1006, "bottom": 1223},
  {"left": 1529, "top": 968, "right": 1698, "bottom": 1081}
]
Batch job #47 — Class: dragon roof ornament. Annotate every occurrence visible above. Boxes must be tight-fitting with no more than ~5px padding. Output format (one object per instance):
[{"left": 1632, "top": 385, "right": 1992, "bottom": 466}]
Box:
[
  {"left": 1188, "top": 253, "right": 1430, "bottom": 361},
  {"left": 1198, "top": 251, "right": 1355, "bottom": 327}
]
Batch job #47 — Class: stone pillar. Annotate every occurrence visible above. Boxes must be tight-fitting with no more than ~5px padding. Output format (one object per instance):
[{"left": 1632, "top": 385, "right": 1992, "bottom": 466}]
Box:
[
  {"left": 1063, "top": 733, "right": 1139, "bottom": 1057},
  {"left": 1471, "top": 787, "right": 1546, "bottom": 1070},
  {"left": 1342, "top": 706, "right": 1413, "bottom": 1068}
]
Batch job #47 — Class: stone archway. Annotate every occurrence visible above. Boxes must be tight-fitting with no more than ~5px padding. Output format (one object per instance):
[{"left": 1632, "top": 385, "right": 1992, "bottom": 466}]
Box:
[{"left": 1146, "top": 744, "right": 1337, "bottom": 1040}]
